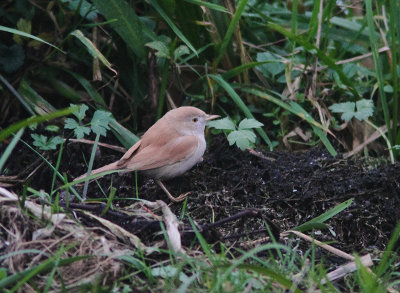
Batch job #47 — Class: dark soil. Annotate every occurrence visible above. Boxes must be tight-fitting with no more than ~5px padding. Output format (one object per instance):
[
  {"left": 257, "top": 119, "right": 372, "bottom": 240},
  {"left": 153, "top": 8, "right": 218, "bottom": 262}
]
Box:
[{"left": 2, "top": 132, "right": 400, "bottom": 260}]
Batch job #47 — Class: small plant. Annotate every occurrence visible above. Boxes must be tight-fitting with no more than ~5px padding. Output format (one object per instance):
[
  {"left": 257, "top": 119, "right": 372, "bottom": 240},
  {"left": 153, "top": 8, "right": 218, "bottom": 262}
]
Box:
[
  {"left": 65, "top": 104, "right": 112, "bottom": 139},
  {"left": 329, "top": 99, "right": 374, "bottom": 122},
  {"left": 30, "top": 104, "right": 112, "bottom": 151},
  {"left": 29, "top": 104, "right": 113, "bottom": 199},
  {"left": 31, "top": 134, "right": 64, "bottom": 150},
  {"left": 208, "top": 117, "right": 264, "bottom": 150},
  {"left": 329, "top": 99, "right": 394, "bottom": 163},
  {"left": 65, "top": 104, "right": 113, "bottom": 199}
]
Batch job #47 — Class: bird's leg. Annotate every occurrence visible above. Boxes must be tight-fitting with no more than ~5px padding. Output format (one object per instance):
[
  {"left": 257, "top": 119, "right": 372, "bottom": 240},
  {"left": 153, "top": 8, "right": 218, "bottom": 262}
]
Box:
[{"left": 156, "top": 180, "right": 189, "bottom": 202}]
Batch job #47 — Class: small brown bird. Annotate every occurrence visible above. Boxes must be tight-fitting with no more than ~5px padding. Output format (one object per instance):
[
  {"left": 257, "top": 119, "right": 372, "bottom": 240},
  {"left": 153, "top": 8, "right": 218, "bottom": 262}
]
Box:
[{"left": 75, "top": 106, "right": 220, "bottom": 202}]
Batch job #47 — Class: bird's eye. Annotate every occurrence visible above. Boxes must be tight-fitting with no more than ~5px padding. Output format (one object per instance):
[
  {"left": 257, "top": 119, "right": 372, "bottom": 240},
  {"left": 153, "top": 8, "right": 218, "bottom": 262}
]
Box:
[{"left": 192, "top": 117, "right": 198, "bottom": 122}]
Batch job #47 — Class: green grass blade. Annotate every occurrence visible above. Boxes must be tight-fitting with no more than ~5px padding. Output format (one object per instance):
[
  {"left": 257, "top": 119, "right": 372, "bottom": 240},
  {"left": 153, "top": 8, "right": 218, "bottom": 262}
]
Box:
[
  {"left": 50, "top": 142, "right": 64, "bottom": 195},
  {"left": 312, "top": 125, "right": 337, "bottom": 157},
  {"left": 214, "top": 0, "right": 248, "bottom": 67},
  {"left": 43, "top": 246, "right": 63, "bottom": 293},
  {"left": 241, "top": 87, "right": 333, "bottom": 134},
  {"left": 62, "top": 69, "right": 139, "bottom": 147},
  {"left": 222, "top": 61, "right": 271, "bottom": 80},
  {"left": 0, "top": 25, "right": 64, "bottom": 53},
  {"left": 217, "top": 243, "right": 302, "bottom": 292},
  {"left": 157, "top": 57, "right": 171, "bottom": 120},
  {"left": 0, "top": 255, "right": 90, "bottom": 290},
  {"left": 365, "top": 0, "right": 392, "bottom": 144},
  {"left": 236, "top": 264, "right": 303, "bottom": 293},
  {"left": 293, "top": 198, "right": 353, "bottom": 231},
  {"left": 19, "top": 139, "right": 82, "bottom": 201},
  {"left": 82, "top": 133, "right": 101, "bottom": 199},
  {"left": 109, "top": 119, "right": 139, "bottom": 149},
  {"left": 242, "top": 87, "right": 338, "bottom": 157},
  {"left": 290, "top": 0, "right": 298, "bottom": 49},
  {"left": 183, "top": 0, "right": 229, "bottom": 13},
  {"left": 375, "top": 221, "right": 400, "bottom": 278},
  {"left": 0, "top": 249, "right": 48, "bottom": 262},
  {"left": 0, "top": 107, "right": 78, "bottom": 142},
  {"left": 209, "top": 74, "right": 273, "bottom": 150},
  {"left": 70, "top": 30, "right": 117, "bottom": 75},
  {"left": 18, "top": 79, "right": 56, "bottom": 115},
  {"left": 389, "top": 0, "right": 399, "bottom": 142},
  {"left": 148, "top": 0, "right": 197, "bottom": 55},
  {"left": 0, "top": 128, "right": 24, "bottom": 173},
  {"left": 93, "top": 0, "right": 148, "bottom": 58},
  {"left": 57, "top": 169, "right": 120, "bottom": 192},
  {"left": 307, "top": 0, "right": 321, "bottom": 42},
  {"left": 63, "top": 69, "right": 107, "bottom": 107},
  {"left": 188, "top": 217, "right": 214, "bottom": 262},
  {"left": 0, "top": 74, "right": 35, "bottom": 116}
]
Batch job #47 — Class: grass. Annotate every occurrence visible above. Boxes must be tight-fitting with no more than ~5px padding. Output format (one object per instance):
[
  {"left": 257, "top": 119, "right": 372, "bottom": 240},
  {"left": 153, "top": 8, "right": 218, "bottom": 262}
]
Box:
[
  {"left": 1, "top": 182, "right": 399, "bottom": 291},
  {"left": 1, "top": 0, "right": 400, "bottom": 291}
]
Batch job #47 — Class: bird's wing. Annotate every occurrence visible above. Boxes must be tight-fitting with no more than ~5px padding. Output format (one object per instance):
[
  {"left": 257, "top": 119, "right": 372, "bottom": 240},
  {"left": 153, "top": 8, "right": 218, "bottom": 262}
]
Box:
[
  {"left": 121, "top": 135, "right": 199, "bottom": 171},
  {"left": 117, "top": 140, "right": 142, "bottom": 167}
]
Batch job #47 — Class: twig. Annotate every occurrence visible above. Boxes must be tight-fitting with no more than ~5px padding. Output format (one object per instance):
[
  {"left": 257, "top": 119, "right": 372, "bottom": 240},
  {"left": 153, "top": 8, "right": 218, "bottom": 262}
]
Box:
[
  {"left": 288, "top": 230, "right": 354, "bottom": 260},
  {"left": 246, "top": 147, "right": 276, "bottom": 161},
  {"left": 321, "top": 254, "right": 373, "bottom": 284},
  {"left": 66, "top": 138, "right": 126, "bottom": 153}
]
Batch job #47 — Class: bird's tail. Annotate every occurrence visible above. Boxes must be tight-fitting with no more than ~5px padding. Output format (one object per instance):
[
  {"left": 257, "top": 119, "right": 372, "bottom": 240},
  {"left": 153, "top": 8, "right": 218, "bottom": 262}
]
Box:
[{"left": 74, "top": 161, "right": 122, "bottom": 182}]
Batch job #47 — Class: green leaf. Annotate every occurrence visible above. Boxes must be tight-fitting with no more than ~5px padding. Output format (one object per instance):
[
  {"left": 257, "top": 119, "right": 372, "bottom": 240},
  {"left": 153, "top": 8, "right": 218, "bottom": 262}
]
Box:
[
  {"left": 208, "top": 75, "right": 273, "bottom": 150},
  {"left": 228, "top": 130, "right": 256, "bottom": 150},
  {"left": 329, "top": 100, "right": 374, "bottom": 122},
  {"left": 60, "top": 0, "right": 99, "bottom": 21},
  {"left": 64, "top": 118, "right": 91, "bottom": 139},
  {"left": 384, "top": 85, "right": 393, "bottom": 93},
  {"left": 256, "top": 52, "right": 285, "bottom": 77},
  {"left": 90, "top": 110, "right": 112, "bottom": 136},
  {"left": 70, "top": 30, "right": 116, "bottom": 75},
  {"left": 151, "top": 265, "right": 178, "bottom": 278},
  {"left": 147, "top": 0, "right": 197, "bottom": 55},
  {"left": 329, "top": 102, "right": 356, "bottom": 122},
  {"left": 93, "top": 0, "right": 148, "bottom": 59},
  {"left": 342, "top": 63, "right": 358, "bottom": 79},
  {"left": 238, "top": 118, "right": 264, "bottom": 130},
  {"left": 174, "top": 45, "right": 190, "bottom": 60},
  {"left": 31, "top": 134, "right": 64, "bottom": 150},
  {"left": 13, "top": 19, "right": 32, "bottom": 44},
  {"left": 146, "top": 40, "right": 170, "bottom": 58},
  {"left": 293, "top": 198, "right": 353, "bottom": 231},
  {"left": 45, "top": 125, "right": 60, "bottom": 132},
  {"left": 72, "top": 104, "right": 89, "bottom": 121},
  {"left": 0, "top": 44, "right": 25, "bottom": 73},
  {"left": 329, "top": 102, "right": 355, "bottom": 114},
  {"left": 207, "top": 117, "right": 236, "bottom": 130},
  {"left": 355, "top": 99, "right": 374, "bottom": 121}
]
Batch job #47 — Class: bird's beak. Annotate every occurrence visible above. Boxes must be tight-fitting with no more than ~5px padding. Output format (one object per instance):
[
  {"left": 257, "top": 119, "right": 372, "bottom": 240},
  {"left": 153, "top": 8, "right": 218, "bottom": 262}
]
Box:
[{"left": 205, "top": 114, "right": 220, "bottom": 121}]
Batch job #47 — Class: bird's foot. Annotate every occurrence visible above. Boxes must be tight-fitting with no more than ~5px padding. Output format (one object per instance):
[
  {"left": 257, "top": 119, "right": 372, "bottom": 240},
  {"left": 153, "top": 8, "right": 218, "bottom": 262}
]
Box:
[
  {"left": 168, "top": 192, "right": 190, "bottom": 202},
  {"left": 156, "top": 179, "right": 190, "bottom": 203}
]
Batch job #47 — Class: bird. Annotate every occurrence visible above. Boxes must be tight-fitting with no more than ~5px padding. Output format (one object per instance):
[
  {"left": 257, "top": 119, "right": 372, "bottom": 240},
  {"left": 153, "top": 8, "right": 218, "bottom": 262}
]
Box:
[{"left": 74, "top": 106, "right": 220, "bottom": 202}]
